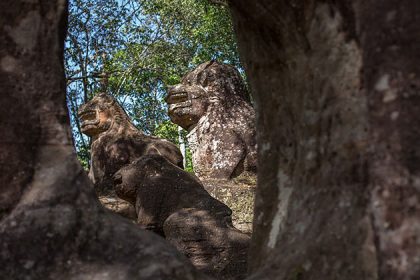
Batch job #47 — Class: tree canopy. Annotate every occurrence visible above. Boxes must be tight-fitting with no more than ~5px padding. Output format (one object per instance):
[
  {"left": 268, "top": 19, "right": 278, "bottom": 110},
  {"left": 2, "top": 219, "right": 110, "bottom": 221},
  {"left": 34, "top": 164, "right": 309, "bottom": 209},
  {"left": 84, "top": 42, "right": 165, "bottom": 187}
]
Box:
[{"left": 65, "top": 0, "right": 241, "bottom": 169}]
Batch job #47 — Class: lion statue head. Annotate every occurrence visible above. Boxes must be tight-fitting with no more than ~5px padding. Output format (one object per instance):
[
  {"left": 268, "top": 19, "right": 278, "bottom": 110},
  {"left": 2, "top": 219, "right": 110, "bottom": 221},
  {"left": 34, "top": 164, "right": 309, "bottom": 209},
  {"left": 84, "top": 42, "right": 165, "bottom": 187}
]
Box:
[
  {"left": 166, "top": 60, "right": 251, "bottom": 131},
  {"left": 78, "top": 92, "right": 135, "bottom": 138}
]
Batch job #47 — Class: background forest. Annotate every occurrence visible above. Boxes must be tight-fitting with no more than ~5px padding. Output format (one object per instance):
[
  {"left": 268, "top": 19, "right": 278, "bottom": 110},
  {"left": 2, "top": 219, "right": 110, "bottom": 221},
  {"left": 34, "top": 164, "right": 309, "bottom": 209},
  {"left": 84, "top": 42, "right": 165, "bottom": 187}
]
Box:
[{"left": 65, "top": 0, "right": 241, "bottom": 170}]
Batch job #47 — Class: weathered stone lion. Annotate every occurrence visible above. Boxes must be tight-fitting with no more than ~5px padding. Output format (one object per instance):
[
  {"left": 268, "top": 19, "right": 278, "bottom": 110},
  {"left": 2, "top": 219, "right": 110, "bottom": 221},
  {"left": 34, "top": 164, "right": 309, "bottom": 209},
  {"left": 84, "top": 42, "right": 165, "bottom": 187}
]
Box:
[
  {"left": 166, "top": 61, "right": 257, "bottom": 180},
  {"left": 113, "top": 154, "right": 250, "bottom": 280},
  {"left": 78, "top": 93, "right": 183, "bottom": 194}
]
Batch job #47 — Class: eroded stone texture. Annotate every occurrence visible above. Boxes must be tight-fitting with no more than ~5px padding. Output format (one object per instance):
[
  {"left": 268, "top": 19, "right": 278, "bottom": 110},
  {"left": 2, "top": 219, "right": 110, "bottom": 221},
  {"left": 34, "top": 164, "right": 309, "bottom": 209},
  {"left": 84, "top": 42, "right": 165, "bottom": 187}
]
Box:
[
  {"left": 0, "top": 1, "right": 207, "bottom": 279},
  {"left": 78, "top": 93, "right": 183, "bottom": 194},
  {"left": 166, "top": 61, "right": 257, "bottom": 180},
  {"left": 228, "top": 0, "right": 420, "bottom": 279},
  {"left": 114, "top": 155, "right": 250, "bottom": 279}
]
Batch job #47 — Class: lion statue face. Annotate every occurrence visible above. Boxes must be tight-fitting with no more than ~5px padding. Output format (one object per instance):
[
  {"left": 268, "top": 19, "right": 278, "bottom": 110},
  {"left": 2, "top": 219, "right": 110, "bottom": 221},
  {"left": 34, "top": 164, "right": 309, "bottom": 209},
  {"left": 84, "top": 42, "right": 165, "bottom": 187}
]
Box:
[
  {"left": 78, "top": 93, "right": 117, "bottom": 137},
  {"left": 166, "top": 61, "right": 248, "bottom": 131},
  {"left": 165, "top": 84, "right": 209, "bottom": 131}
]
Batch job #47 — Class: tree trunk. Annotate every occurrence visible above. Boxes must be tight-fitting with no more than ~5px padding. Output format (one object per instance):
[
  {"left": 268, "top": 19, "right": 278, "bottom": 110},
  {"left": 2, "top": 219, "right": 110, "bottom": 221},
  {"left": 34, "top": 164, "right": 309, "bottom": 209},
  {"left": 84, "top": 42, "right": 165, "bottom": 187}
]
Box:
[
  {"left": 228, "top": 1, "right": 420, "bottom": 279},
  {"left": 0, "top": 1, "right": 206, "bottom": 279},
  {"left": 178, "top": 126, "right": 187, "bottom": 168}
]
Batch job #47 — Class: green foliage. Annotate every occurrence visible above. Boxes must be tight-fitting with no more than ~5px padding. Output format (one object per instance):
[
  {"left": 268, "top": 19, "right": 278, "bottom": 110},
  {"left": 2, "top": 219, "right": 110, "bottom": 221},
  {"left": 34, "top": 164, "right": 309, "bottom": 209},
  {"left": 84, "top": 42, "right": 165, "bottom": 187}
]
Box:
[
  {"left": 76, "top": 144, "right": 90, "bottom": 170},
  {"left": 154, "top": 121, "right": 194, "bottom": 172},
  {"left": 154, "top": 121, "right": 180, "bottom": 144},
  {"left": 65, "top": 0, "right": 241, "bottom": 170},
  {"left": 184, "top": 148, "right": 194, "bottom": 173}
]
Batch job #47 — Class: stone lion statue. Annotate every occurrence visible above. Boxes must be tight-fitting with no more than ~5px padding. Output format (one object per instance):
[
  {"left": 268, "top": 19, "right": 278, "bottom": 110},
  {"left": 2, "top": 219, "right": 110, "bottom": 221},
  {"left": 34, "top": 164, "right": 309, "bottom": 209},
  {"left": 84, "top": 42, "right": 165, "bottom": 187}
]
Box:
[
  {"left": 166, "top": 61, "right": 257, "bottom": 180},
  {"left": 78, "top": 92, "right": 183, "bottom": 193},
  {"left": 113, "top": 154, "right": 249, "bottom": 279}
]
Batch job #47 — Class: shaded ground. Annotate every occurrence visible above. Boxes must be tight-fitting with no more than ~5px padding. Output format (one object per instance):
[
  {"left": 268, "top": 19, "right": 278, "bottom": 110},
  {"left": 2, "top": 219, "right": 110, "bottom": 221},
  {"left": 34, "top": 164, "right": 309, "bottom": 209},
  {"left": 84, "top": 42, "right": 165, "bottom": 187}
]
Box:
[{"left": 202, "top": 175, "right": 256, "bottom": 234}]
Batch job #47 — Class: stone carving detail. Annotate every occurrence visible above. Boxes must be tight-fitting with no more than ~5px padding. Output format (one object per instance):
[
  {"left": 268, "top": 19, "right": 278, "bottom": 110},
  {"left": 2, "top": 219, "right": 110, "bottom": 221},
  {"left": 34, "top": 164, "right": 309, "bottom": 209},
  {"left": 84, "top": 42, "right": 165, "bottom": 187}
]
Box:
[
  {"left": 78, "top": 93, "right": 183, "bottom": 193},
  {"left": 114, "top": 154, "right": 250, "bottom": 280},
  {"left": 166, "top": 61, "right": 257, "bottom": 180}
]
